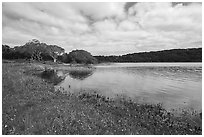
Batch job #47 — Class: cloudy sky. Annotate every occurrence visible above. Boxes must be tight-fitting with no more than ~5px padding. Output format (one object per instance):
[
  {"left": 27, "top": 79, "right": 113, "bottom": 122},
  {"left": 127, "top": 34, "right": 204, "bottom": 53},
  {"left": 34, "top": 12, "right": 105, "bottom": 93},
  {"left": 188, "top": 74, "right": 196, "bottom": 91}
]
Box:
[{"left": 2, "top": 2, "right": 202, "bottom": 55}]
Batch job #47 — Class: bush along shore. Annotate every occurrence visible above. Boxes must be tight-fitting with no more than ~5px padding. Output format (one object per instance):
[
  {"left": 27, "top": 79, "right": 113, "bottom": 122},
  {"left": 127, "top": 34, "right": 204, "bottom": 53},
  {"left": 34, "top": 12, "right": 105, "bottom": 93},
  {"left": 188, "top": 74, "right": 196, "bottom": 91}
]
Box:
[{"left": 2, "top": 61, "right": 202, "bottom": 135}]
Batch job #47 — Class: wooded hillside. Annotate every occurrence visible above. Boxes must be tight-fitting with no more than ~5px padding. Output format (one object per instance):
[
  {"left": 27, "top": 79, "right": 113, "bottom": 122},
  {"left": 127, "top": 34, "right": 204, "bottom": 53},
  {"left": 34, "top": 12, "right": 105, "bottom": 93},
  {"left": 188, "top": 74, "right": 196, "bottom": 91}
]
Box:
[{"left": 95, "top": 48, "right": 202, "bottom": 62}]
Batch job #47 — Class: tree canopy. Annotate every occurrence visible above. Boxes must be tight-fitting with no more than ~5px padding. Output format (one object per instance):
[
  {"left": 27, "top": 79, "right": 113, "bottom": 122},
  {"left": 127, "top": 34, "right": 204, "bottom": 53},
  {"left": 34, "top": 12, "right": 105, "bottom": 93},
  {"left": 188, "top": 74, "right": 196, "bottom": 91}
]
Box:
[
  {"left": 3, "top": 39, "right": 65, "bottom": 62},
  {"left": 62, "top": 50, "right": 98, "bottom": 64}
]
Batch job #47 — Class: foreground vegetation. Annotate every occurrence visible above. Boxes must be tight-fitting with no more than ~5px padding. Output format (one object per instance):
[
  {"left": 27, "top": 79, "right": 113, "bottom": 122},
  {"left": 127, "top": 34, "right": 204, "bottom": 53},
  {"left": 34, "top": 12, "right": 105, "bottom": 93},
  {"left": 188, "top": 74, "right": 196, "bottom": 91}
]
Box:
[{"left": 2, "top": 61, "right": 202, "bottom": 135}]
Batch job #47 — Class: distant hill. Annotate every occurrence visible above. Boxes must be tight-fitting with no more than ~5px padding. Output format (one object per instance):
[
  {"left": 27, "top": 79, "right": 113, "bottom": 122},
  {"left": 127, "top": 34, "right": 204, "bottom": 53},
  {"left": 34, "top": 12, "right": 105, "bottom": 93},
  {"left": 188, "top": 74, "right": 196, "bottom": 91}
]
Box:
[{"left": 95, "top": 48, "right": 202, "bottom": 62}]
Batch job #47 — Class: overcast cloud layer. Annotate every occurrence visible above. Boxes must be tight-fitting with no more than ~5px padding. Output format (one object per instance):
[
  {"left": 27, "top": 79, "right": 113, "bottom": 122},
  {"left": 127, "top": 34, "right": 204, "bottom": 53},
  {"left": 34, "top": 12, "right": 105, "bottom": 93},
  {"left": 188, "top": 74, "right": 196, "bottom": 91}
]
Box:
[{"left": 2, "top": 2, "right": 202, "bottom": 55}]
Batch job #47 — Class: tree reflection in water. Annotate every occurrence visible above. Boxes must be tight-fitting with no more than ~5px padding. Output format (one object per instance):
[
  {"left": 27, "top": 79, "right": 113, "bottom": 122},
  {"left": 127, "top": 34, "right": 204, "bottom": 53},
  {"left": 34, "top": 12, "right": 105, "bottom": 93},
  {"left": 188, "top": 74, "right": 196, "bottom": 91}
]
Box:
[{"left": 68, "top": 67, "right": 94, "bottom": 80}]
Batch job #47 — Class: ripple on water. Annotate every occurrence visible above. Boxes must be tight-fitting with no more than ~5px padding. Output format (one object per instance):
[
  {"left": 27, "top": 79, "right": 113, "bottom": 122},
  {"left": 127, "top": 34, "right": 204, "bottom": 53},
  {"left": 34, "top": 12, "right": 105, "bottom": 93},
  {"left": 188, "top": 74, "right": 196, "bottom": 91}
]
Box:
[{"left": 58, "top": 63, "right": 202, "bottom": 111}]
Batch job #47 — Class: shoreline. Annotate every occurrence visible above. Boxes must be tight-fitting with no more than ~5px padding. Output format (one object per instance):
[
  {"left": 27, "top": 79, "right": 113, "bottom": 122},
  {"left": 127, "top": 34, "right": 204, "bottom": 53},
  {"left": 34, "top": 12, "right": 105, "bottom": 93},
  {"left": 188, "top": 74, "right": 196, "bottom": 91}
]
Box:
[{"left": 2, "top": 61, "right": 202, "bottom": 135}]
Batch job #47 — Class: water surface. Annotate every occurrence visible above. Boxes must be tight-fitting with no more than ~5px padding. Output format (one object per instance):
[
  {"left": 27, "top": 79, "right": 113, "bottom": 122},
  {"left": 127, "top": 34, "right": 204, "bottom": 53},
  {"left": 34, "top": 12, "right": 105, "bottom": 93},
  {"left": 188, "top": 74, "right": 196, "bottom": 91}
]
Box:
[{"left": 58, "top": 63, "right": 202, "bottom": 111}]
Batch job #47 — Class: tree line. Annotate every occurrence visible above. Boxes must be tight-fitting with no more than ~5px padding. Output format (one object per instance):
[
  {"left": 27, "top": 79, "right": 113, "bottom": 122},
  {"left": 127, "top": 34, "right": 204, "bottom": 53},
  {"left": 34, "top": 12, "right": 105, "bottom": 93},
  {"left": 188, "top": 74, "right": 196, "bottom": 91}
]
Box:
[
  {"left": 2, "top": 39, "right": 98, "bottom": 64},
  {"left": 2, "top": 39, "right": 65, "bottom": 62},
  {"left": 94, "top": 48, "right": 202, "bottom": 63},
  {"left": 2, "top": 39, "right": 202, "bottom": 63}
]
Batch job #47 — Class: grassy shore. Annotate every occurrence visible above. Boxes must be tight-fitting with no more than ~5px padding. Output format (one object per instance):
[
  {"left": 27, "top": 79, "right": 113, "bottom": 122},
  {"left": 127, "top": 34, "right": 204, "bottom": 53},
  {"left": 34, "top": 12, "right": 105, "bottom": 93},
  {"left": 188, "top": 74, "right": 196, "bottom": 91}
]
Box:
[{"left": 2, "top": 61, "right": 202, "bottom": 135}]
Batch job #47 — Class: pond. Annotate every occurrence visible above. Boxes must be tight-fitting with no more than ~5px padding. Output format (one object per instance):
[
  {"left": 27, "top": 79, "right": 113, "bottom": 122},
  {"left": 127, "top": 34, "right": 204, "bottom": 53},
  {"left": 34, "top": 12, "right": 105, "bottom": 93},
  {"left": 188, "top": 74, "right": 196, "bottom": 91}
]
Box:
[{"left": 58, "top": 63, "right": 202, "bottom": 111}]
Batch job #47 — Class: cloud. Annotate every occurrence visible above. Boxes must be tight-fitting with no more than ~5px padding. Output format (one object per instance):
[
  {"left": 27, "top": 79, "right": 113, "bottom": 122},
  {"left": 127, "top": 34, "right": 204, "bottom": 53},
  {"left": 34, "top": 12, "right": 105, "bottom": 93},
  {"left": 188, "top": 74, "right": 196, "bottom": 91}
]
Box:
[
  {"left": 118, "top": 20, "right": 138, "bottom": 31},
  {"left": 138, "top": 3, "right": 202, "bottom": 33},
  {"left": 69, "top": 2, "right": 126, "bottom": 20},
  {"left": 127, "top": 2, "right": 202, "bottom": 51},
  {"left": 93, "top": 19, "right": 117, "bottom": 31},
  {"left": 2, "top": 2, "right": 202, "bottom": 55}
]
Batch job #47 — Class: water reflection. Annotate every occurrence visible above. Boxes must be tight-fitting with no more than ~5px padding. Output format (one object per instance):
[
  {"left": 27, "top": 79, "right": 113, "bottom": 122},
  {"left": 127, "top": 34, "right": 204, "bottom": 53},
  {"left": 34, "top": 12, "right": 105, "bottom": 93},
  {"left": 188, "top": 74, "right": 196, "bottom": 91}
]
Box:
[
  {"left": 41, "top": 69, "right": 65, "bottom": 85},
  {"left": 68, "top": 68, "right": 94, "bottom": 80},
  {"left": 58, "top": 63, "right": 202, "bottom": 111}
]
